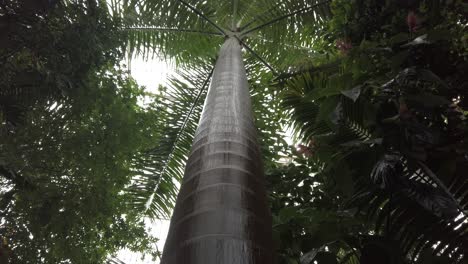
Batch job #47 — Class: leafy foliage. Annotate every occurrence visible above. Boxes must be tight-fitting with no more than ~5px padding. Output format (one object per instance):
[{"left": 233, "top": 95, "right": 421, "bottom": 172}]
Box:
[
  {"left": 0, "top": 0, "right": 121, "bottom": 127},
  {"left": 127, "top": 64, "right": 214, "bottom": 219},
  {"left": 267, "top": 158, "right": 370, "bottom": 264},
  {"left": 0, "top": 69, "right": 162, "bottom": 263},
  {"left": 0, "top": 1, "right": 172, "bottom": 262},
  {"left": 112, "top": 0, "right": 332, "bottom": 68},
  {"left": 278, "top": 0, "right": 468, "bottom": 263}
]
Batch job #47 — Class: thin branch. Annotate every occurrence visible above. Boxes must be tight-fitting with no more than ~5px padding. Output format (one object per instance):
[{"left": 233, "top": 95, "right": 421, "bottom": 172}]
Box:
[
  {"left": 176, "top": 0, "right": 226, "bottom": 36},
  {"left": 234, "top": 1, "right": 257, "bottom": 29},
  {"left": 0, "top": 49, "right": 21, "bottom": 62},
  {"left": 124, "top": 26, "right": 224, "bottom": 36},
  {"left": 273, "top": 60, "right": 341, "bottom": 82},
  {"left": 241, "top": 0, "right": 330, "bottom": 37},
  {"left": 252, "top": 35, "right": 316, "bottom": 53},
  {"left": 238, "top": 2, "right": 283, "bottom": 32},
  {"left": 236, "top": 37, "right": 278, "bottom": 76},
  {"left": 144, "top": 65, "right": 215, "bottom": 213}
]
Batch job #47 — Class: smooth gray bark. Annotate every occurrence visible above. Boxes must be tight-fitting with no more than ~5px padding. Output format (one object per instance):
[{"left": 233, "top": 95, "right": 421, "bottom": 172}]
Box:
[{"left": 161, "top": 37, "right": 273, "bottom": 263}]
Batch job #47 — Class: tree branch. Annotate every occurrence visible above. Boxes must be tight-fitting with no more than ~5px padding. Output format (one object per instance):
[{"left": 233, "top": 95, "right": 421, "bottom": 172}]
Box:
[
  {"left": 238, "top": 2, "right": 283, "bottom": 32},
  {"left": 236, "top": 37, "right": 278, "bottom": 76},
  {"left": 240, "top": 0, "right": 330, "bottom": 37},
  {"left": 124, "top": 26, "right": 224, "bottom": 36},
  {"left": 176, "top": 0, "right": 226, "bottom": 36}
]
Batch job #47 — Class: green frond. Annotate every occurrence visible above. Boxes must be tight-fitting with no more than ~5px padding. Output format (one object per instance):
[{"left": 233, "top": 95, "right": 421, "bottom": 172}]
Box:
[
  {"left": 125, "top": 64, "right": 213, "bottom": 219},
  {"left": 110, "top": 0, "right": 332, "bottom": 67},
  {"left": 239, "top": 0, "right": 332, "bottom": 69},
  {"left": 240, "top": 0, "right": 331, "bottom": 36},
  {"left": 350, "top": 156, "right": 468, "bottom": 262},
  {"left": 124, "top": 27, "right": 222, "bottom": 64}
]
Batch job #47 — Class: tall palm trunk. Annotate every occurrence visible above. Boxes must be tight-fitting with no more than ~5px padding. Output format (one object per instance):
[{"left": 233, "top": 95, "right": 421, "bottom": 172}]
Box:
[{"left": 161, "top": 37, "right": 274, "bottom": 263}]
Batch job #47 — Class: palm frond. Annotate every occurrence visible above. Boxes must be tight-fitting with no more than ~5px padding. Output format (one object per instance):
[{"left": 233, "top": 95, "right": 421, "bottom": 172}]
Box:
[
  {"left": 111, "top": 0, "right": 332, "bottom": 68},
  {"left": 125, "top": 27, "right": 223, "bottom": 36},
  {"left": 176, "top": 0, "right": 226, "bottom": 35},
  {"left": 351, "top": 156, "right": 468, "bottom": 262},
  {"left": 124, "top": 27, "right": 223, "bottom": 64},
  {"left": 238, "top": 37, "right": 278, "bottom": 75},
  {"left": 240, "top": 0, "right": 331, "bottom": 37},
  {"left": 112, "top": 0, "right": 229, "bottom": 61},
  {"left": 125, "top": 63, "right": 213, "bottom": 219},
  {"left": 238, "top": 0, "right": 331, "bottom": 69}
]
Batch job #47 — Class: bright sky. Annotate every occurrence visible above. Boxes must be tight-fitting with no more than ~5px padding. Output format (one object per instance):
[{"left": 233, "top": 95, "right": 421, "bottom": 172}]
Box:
[{"left": 116, "top": 56, "right": 173, "bottom": 264}]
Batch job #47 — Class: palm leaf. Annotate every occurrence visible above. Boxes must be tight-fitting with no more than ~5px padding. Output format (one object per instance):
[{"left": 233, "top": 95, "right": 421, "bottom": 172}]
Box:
[
  {"left": 281, "top": 60, "right": 468, "bottom": 262},
  {"left": 125, "top": 63, "right": 213, "bottom": 219},
  {"left": 351, "top": 157, "right": 468, "bottom": 262},
  {"left": 110, "top": 0, "right": 331, "bottom": 70}
]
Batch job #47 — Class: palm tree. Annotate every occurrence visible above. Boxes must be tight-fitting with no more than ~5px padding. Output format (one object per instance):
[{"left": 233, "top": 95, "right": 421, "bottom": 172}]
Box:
[
  {"left": 161, "top": 36, "right": 274, "bottom": 263},
  {"left": 109, "top": 0, "right": 331, "bottom": 262}
]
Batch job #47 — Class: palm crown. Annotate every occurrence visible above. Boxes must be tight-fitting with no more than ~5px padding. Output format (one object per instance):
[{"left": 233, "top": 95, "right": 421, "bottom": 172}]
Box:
[{"left": 110, "top": 0, "right": 332, "bottom": 219}]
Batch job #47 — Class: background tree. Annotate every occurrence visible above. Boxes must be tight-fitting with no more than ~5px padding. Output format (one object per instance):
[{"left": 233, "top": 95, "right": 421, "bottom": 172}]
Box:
[
  {"left": 0, "top": 0, "right": 184, "bottom": 262},
  {"left": 278, "top": 0, "right": 468, "bottom": 263}
]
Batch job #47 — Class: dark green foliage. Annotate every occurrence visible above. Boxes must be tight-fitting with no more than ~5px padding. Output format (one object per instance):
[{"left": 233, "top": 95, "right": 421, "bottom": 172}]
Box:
[
  {"left": 267, "top": 159, "right": 370, "bottom": 264},
  {"left": 0, "top": 0, "right": 121, "bottom": 127},
  {"left": 0, "top": 1, "right": 167, "bottom": 263},
  {"left": 278, "top": 0, "right": 468, "bottom": 263},
  {"left": 0, "top": 68, "right": 162, "bottom": 264}
]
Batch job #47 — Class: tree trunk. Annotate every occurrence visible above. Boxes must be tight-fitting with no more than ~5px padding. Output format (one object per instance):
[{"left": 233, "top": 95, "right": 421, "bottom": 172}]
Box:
[{"left": 161, "top": 37, "right": 274, "bottom": 263}]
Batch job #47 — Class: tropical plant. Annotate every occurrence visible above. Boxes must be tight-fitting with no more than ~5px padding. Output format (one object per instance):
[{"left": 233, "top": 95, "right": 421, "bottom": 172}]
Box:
[
  {"left": 279, "top": 0, "right": 468, "bottom": 263},
  {"left": 0, "top": 0, "right": 120, "bottom": 127},
  {"left": 0, "top": 1, "right": 180, "bottom": 262},
  {"left": 101, "top": 0, "right": 338, "bottom": 262},
  {"left": 267, "top": 155, "right": 372, "bottom": 264},
  {"left": 0, "top": 68, "right": 165, "bottom": 263}
]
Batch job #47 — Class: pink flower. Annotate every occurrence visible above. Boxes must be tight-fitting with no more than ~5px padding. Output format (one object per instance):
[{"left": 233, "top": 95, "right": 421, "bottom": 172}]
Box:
[
  {"left": 399, "top": 101, "right": 413, "bottom": 120},
  {"left": 407, "top": 11, "right": 419, "bottom": 32},
  {"left": 336, "top": 39, "right": 352, "bottom": 54},
  {"left": 296, "top": 144, "right": 314, "bottom": 157}
]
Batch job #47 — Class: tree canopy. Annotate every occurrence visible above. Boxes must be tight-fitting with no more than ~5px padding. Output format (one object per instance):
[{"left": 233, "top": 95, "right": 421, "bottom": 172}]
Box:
[
  {"left": 1, "top": 0, "right": 467, "bottom": 263},
  {"left": 1, "top": 1, "right": 161, "bottom": 262}
]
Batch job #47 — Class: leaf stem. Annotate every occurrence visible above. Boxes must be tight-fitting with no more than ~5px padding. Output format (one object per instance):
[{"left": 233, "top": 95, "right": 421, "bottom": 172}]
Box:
[
  {"left": 240, "top": 0, "right": 330, "bottom": 37},
  {"left": 124, "top": 27, "right": 224, "bottom": 36},
  {"left": 236, "top": 37, "right": 278, "bottom": 76},
  {"left": 176, "top": 0, "right": 226, "bottom": 36}
]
